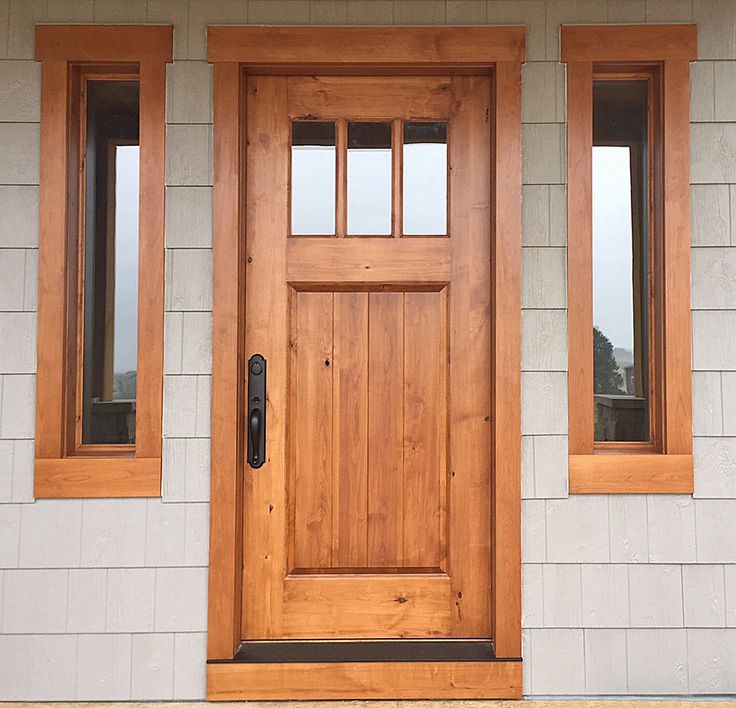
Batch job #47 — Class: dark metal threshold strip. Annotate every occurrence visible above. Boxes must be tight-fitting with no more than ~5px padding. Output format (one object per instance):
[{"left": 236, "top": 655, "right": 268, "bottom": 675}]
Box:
[{"left": 210, "top": 639, "right": 512, "bottom": 664}]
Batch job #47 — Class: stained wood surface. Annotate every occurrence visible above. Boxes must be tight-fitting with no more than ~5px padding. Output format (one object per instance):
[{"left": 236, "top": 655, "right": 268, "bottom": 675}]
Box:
[
  {"left": 207, "top": 660, "right": 522, "bottom": 700},
  {"left": 36, "top": 24, "right": 172, "bottom": 62},
  {"left": 208, "top": 62, "right": 244, "bottom": 660},
  {"left": 282, "top": 575, "right": 452, "bottom": 638},
  {"left": 561, "top": 24, "right": 696, "bottom": 62},
  {"left": 35, "top": 457, "right": 160, "bottom": 498},
  {"left": 208, "top": 26, "right": 525, "bottom": 65},
  {"left": 286, "top": 236, "right": 451, "bottom": 284},
  {"left": 288, "top": 289, "right": 447, "bottom": 571},
  {"left": 562, "top": 28, "right": 695, "bottom": 495},
  {"left": 492, "top": 61, "right": 523, "bottom": 659},
  {"left": 34, "top": 28, "right": 171, "bottom": 499},
  {"left": 662, "top": 59, "right": 694, "bottom": 457},
  {"left": 570, "top": 454, "right": 694, "bottom": 494},
  {"left": 566, "top": 61, "right": 595, "bottom": 457},
  {"left": 242, "top": 75, "right": 492, "bottom": 641},
  {"left": 35, "top": 60, "right": 69, "bottom": 462}
]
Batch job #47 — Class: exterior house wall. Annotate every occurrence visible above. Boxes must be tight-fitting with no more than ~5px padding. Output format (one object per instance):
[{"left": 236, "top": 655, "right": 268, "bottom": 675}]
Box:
[{"left": 0, "top": 0, "right": 735, "bottom": 699}]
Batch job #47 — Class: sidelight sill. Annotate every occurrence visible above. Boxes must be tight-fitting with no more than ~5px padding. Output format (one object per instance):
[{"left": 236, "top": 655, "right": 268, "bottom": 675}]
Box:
[
  {"left": 569, "top": 453, "right": 693, "bottom": 494},
  {"left": 34, "top": 456, "right": 161, "bottom": 498}
]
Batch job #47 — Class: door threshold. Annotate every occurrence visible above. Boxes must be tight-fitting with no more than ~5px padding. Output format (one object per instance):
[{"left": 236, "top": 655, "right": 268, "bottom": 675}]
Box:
[
  {"left": 207, "top": 656, "right": 522, "bottom": 700},
  {"left": 217, "top": 639, "right": 503, "bottom": 663}
]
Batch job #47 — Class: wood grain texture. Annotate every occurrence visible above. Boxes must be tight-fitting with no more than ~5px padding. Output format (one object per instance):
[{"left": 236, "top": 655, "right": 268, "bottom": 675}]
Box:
[
  {"left": 287, "top": 75, "right": 453, "bottom": 121},
  {"left": 403, "top": 291, "right": 444, "bottom": 569},
  {"left": 282, "top": 575, "right": 452, "bottom": 638},
  {"left": 561, "top": 24, "right": 696, "bottom": 62},
  {"left": 367, "top": 292, "right": 405, "bottom": 568},
  {"left": 562, "top": 28, "right": 695, "bottom": 495},
  {"left": 35, "top": 60, "right": 69, "bottom": 462},
  {"left": 662, "top": 59, "right": 694, "bottom": 457},
  {"left": 208, "top": 62, "right": 244, "bottom": 660},
  {"left": 241, "top": 75, "right": 290, "bottom": 640},
  {"left": 286, "top": 238, "right": 450, "bottom": 285},
  {"left": 446, "top": 75, "right": 492, "bottom": 638},
  {"left": 36, "top": 25, "right": 173, "bottom": 62},
  {"left": 292, "top": 292, "right": 334, "bottom": 569},
  {"left": 242, "top": 74, "right": 495, "bottom": 643},
  {"left": 207, "top": 29, "right": 525, "bottom": 688},
  {"left": 135, "top": 58, "right": 166, "bottom": 460},
  {"left": 207, "top": 659, "right": 522, "bottom": 700},
  {"left": 208, "top": 26, "right": 525, "bottom": 65},
  {"left": 34, "top": 457, "right": 160, "bottom": 498},
  {"left": 566, "top": 61, "right": 595, "bottom": 458},
  {"left": 34, "top": 28, "right": 170, "bottom": 499},
  {"left": 492, "top": 61, "right": 523, "bottom": 659},
  {"left": 332, "top": 292, "right": 369, "bottom": 567},
  {"left": 570, "top": 454, "right": 694, "bottom": 493}
]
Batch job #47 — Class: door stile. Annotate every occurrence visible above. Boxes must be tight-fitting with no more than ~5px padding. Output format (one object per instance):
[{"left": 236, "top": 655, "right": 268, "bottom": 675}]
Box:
[
  {"left": 241, "top": 75, "right": 290, "bottom": 639},
  {"left": 447, "top": 75, "right": 492, "bottom": 636}
]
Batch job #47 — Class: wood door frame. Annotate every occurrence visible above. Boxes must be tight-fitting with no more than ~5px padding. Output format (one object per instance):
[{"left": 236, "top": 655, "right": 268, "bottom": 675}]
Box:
[{"left": 206, "top": 25, "right": 524, "bottom": 700}]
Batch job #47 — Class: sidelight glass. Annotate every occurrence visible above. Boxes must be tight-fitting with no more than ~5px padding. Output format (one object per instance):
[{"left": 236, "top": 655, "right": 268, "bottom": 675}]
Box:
[
  {"left": 403, "top": 122, "right": 448, "bottom": 235},
  {"left": 592, "top": 80, "right": 649, "bottom": 442},
  {"left": 291, "top": 121, "right": 336, "bottom": 235},
  {"left": 82, "top": 80, "right": 140, "bottom": 445},
  {"left": 347, "top": 121, "right": 392, "bottom": 235}
]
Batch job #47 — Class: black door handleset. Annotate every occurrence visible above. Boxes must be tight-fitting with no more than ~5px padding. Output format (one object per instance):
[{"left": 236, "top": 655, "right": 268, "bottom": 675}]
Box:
[{"left": 247, "top": 354, "right": 267, "bottom": 468}]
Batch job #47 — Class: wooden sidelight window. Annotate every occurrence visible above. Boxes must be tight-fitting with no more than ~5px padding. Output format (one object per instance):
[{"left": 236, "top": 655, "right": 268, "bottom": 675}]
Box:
[
  {"left": 34, "top": 26, "right": 172, "bottom": 498},
  {"left": 563, "top": 25, "right": 696, "bottom": 494}
]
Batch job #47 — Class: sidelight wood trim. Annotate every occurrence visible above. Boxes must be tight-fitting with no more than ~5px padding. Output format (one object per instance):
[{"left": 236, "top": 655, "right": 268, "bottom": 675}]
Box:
[
  {"left": 35, "top": 457, "right": 161, "bottom": 498},
  {"left": 36, "top": 24, "right": 172, "bottom": 63},
  {"left": 563, "top": 25, "right": 695, "bottom": 494},
  {"left": 207, "top": 26, "right": 524, "bottom": 699},
  {"left": 34, "top": 26, "right": 172, "bottom": 499},
  {"left": 570, "top": 454, "right": 693, "bottom": 494},
  {"left": 207, "top": 660, "right": 522, "bottom": 700},
  {"left": 208, "top": 26, "right": 525, "bottom": 66}
]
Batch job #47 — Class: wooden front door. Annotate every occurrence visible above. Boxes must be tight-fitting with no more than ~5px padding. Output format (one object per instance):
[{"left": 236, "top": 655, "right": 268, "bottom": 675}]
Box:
[{"left": 242, "top": 75, "right": 492, "bottom": 641}]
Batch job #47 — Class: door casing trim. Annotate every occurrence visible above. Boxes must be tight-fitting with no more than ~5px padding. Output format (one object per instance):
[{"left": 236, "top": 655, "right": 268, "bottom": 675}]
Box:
[{"left": 206, "top": 25, "right": 524, "bottom": 700}]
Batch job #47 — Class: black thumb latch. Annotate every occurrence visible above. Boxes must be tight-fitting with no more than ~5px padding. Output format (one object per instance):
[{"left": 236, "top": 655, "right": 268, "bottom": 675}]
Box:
[{"left": 247, "top": 354, "right": 266, "bottom": 469}]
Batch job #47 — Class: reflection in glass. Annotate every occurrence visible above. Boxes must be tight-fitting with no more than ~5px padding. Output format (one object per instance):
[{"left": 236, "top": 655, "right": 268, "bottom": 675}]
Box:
[
  {"left": 82, "top": 80, "right": 140, "bottom": 444},
  {"left": 291, "top": 122, "right": 336, "bottom": 235},
  {"left": 347, "top": 122, "right": 392, "bottom": 235},
  {"left": 592, "top": 80, "right": 649, "bottom": 442},
  {"left": 403, "top": 122, "right": 447, "bottom": 235}
]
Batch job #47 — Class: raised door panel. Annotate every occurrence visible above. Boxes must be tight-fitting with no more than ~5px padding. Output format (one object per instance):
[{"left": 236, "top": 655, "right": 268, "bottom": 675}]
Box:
[{"left": 289, "top": 289, "right": 446, "bottom": 573}]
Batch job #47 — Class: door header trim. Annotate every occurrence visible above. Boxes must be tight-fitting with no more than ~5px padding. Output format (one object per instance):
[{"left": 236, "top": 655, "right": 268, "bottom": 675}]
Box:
[{"left": 207, "top": 25, "right": 525, "bottom": 66}]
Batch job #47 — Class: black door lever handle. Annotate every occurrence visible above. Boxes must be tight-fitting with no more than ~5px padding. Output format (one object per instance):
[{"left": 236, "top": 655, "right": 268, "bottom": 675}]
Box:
[
  {"left": 249, "top": 408, "right": 262, "bottom": 466},
  {"left": 247, "top": 354, "right": 266, "bottom": 469}
]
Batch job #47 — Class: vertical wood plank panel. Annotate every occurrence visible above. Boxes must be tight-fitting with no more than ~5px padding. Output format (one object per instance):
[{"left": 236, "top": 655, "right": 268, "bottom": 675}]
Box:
[
  {"left": 367, "top": 291, "right": 404, "bottom": 567},
  {"left": 403, "top": 291, "right": 442, "bottom": 568},
  {"left": 293, "top": 291, "right": 334, "bottom": 569},
  {"left": 332, "top": 291, "right": 369, "bottom": 567}
]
